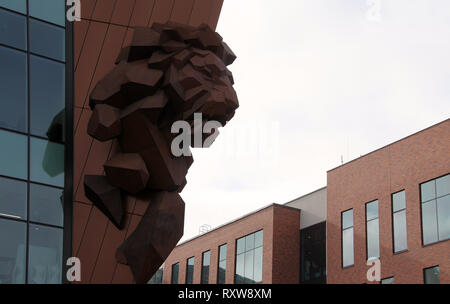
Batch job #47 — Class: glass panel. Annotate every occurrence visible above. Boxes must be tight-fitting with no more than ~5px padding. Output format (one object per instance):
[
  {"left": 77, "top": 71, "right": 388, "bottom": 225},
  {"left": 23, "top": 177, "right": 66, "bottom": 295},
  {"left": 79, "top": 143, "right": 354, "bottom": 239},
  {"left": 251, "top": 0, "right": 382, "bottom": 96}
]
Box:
[
  {"left": 0, "top": 177, "right": 27, "bottom": 220},
  {"left": 254, "top": 230, "right": 263, "bottom": 248},
  {"left": 244, "top": 251, "right": 254, "bottom": 283},
  {"left": 186, "top": 257, "right": 194, "bottom": 284},
  {"left": 436, "top": 175, "right": 450, "bottom": 197},
  {"left": 0, "top": 130, "right": 27, "bottom": 179},
  {"left": 0, "top": 46, "right": 27, "bottom": 132},
  {"left": 381, "top": 277, "right": 395, "bottom": 284},
  {"left": 393, "top": 191, "right": 406, "bottom": 212},
  {"left": 393, "top": 210, "right": 408, "bottom": 252},
  {"left": 148, "top": 268, "right": 163, "bottom": 284},
  {"left": 30, "top": 55, "right": 65, "bottom": 138},
  {"left": 236, "top": 237, "right": 245, "bottom": 254},
  {"left": 218, "top": 260, "right": 226, "bottom": 284},
  {"left": 367, "top": 218, "right": 380, "bottom": 259},
  {"left": 0, "top": 218, "right": 26, "bottom": 284},
  {"left": 422, "top": 200, "right": 438, "bottom": 245},
  {"left": 421, "top": 180, "right": 436, "bottom": 202},
  {"left": 342, "top": 209, "right": 353, "bottom": 229},
  {"left": 29, "top": 19, "right": 65, "bottom": 61},
  {"left": 0, "top": 8, "right": 27, "bottom": 50},
  {"left": 29, "top": 0, "right": 66, "bottom": 26},
  {"left": 171, "top": 263, "right": 178, "bottom": 284},
  {"left": 201, "top": 251, "right": 210, "bottom": 284},
  {"left": 366, "top": 200, "right": 379, "bottom": 221},
  {"left": 235, "top": 253, "right": 244, "bottom": 284},
  {"left": 254, "top": 247, "right": 263, "bottom": 283},
  {"left": 28, "top": 224, "right": 63, "bottom": 284},
  {"left": 219, "top": 244, "right": 227, "bottom": 260},
  {"left": 437, "top": 195, "right": 450, "bottom": 241},
  {"left": 30, "top": 137, "right": 65, "bottom": 187},
  {"left": 342, "top": 227, "right": 354, "bottom": 267},
  {"left": 0, "top": 0, "right": 26, "bottom": 13},
  {"left": 30, "top": 183, "right": 64, "bottom": 227},
  {"left": 424, "top": 266, "right": 440, "bottom": 284},
  {"left": 245, "top": 233, "right": 255, "bottom": 251}
]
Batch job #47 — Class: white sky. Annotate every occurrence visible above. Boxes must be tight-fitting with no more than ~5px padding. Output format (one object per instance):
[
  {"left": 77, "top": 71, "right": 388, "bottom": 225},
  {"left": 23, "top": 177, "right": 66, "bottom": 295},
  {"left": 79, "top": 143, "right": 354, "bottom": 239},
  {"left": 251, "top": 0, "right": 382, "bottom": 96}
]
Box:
[{"left": 178, "top": 0, "right": 450, "bottom": 242}]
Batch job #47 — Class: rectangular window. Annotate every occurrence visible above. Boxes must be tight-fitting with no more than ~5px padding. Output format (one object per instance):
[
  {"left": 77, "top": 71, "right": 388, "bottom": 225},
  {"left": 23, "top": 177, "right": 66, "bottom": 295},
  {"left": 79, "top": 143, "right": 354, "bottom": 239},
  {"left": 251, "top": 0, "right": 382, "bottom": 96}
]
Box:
[
  {"left": 235, "top": 230, "right": 263, "bottom": 284},
  {"left": 148, "top": 268, "right": 163, "bottom": 284},
  {"left": 420, "top": 174, "right": 450, "bottom": 245},
  {"left": 186, "top": 257, "right": 195, "bottom": 284},
  {"left": 201, "top": 251, "right": 210, "bottom": 284},
  {"left": 217, "top": 244, "right": 227, "bottom": 284},
  {"left": 171, "top": 263, "right": 179, "bottom": 284},
  {"left": 424, "top": 266, "right": 440, "bottom": 284},
  {"left": 381, "top": 277, "right": 395, "bottom": 284},
  {"left": 366, "top": 200, "right": 380, "bottom": 260},
  {"left": 342, "top": 209, "right": 354, "bottom": 267},
  {"left": 300, "top": 222, "right": 327, "bottom": 284},
  {"left": 392, "top": 191, "right": 408, "bottom": 253}
]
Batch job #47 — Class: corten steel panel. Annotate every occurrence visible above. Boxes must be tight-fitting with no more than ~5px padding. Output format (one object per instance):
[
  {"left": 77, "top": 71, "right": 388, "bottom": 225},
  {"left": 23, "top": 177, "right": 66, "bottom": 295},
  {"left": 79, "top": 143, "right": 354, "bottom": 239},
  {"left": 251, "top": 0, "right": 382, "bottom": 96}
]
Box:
[
  {"left": 162, "top": 205, "right": 301, "bottom": 284},
  {"left": 327, "top": 119, "right": 450, "bottom": 284},
  {"left": 74, "top": 0, "right": 225, "bottom": 284}
]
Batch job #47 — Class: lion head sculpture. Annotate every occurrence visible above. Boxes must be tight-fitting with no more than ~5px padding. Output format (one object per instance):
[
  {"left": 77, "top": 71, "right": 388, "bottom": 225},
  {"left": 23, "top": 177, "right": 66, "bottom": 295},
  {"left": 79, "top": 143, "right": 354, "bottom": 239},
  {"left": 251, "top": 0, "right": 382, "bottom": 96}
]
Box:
[{"left": 83, "top": 22, "right": 238, "bottom": 283}]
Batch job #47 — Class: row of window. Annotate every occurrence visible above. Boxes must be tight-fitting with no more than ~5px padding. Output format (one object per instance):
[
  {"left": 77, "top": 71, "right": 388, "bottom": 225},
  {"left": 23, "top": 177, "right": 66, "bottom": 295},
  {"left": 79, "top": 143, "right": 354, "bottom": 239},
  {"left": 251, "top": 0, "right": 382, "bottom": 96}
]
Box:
[
  {"left": 381, "top": 265, "right": 440, "bottom": 284},
  {"left": 342, "top": 174, "right": 450, "bottom": 267},
  {"left": 170, "top": 230, "right": 263, "bottom": 284}
]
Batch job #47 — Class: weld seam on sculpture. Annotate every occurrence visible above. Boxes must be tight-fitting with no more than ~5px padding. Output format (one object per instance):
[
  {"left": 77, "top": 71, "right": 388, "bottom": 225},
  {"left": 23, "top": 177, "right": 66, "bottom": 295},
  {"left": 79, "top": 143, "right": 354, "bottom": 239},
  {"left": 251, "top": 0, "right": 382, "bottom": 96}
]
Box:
[{"left": 84, "top": 22, "right": 238, "bottom": 284}]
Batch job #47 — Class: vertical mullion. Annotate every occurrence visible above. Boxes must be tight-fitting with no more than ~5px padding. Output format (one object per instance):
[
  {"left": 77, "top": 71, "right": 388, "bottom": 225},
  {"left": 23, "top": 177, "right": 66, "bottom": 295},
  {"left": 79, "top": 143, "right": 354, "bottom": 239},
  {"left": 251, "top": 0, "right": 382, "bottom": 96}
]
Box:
[{"left": 25, "top": 0, "right": 30, "bottom": 285}]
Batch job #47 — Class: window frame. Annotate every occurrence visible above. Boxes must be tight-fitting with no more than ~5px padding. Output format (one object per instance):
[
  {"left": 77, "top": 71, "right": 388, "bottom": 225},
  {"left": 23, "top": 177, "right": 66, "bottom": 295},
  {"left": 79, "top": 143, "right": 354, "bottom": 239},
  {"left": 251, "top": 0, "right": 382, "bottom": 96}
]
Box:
[
  {"left": 234, "top": 230, "right": 264, "bottom": 284},
  {"left": 365, "top": 200, "right": 380, "bottom": 261},
  {"left": 423, "top": 265, "right": 440, "bottom": 284},
  {"left": 185, "top": 256, "right": 195, "bottom": 284},
  {"left": 217, "top": 243, "right": 227, "bottom": 284},
  {"left": 341, "top": 208, "right": 354, "bottom": 268},
  {"left": 392, "top": 190, "right": 408, "bottom": 254}
]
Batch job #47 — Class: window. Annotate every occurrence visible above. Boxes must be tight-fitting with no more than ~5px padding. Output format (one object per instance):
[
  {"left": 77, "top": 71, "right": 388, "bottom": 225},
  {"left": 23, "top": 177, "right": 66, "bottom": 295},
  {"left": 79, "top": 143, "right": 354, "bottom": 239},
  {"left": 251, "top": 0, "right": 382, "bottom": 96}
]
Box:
[
  {"left": 0, "top": 219, "right": 27, "bottom": 283},
  {"left": 171, "top": 263, "right": 179, "bottom": 284},
  {"left": 186, "top": 257, "right": 194, "bottom": 284},
  {"left": 0, "top": 177, "right": 27, "bottom": 220},
  {"left": 0, "top": 9, "right": 27, "bottom": 50},
  {"left": 0, "top": 0, "right": 27, "bottom": 14},
  {"left": 29, "top": 18, "right": 65, "bottom": 61},
  {"left": 392, "top": 191, "right": 407, "bottom": 253},
  {"left": 424, "top": 266, "right": 440, "bottom": 284},
  {"left": 217, "top": 244, "right": 227, "bottom": 284},
  {"left": 29, "top": 0, "right": 66, "bottom": 26},
  {"left": 381, "top": 277, "right": 395, "bottom": 284},
  {"left": 342, "top": 209, "right": 354, "bottom": 267},
  {"left": 30, "top": 137, "right": 65, "bottom": 187},
  {"left": 300, "top": 222, "right": 326, "bottom": 284},
  {"left": 235, "top": 230, "right": 263, "bottom": 284},
  {"left": 366, "top": 200, "right": 380, "bottom": 260},
  {"left": 421, "top": 174, "right": 450, "bottom": 245},
  {"left": 201, "top": 251, "right": 210, "bottom": 284},
  {"left": 148, "top": 268, "right": 163, "bottom": 284},
  {"left": 0, "top": 130, "right": 28, "bottom": 179}
]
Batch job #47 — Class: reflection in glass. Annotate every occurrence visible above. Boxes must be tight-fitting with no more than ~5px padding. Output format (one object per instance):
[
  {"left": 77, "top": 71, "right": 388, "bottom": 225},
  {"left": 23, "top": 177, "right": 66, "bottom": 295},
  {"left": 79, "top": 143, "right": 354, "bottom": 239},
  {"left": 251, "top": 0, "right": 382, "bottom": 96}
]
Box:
[
  {"left": 436, "top": 174, "right": 450, "bottom": 197},
  {"left": 366, "top": 200, "right": 379, "bottom": 221},
  {"left": 236, "top": 237, "right": 245, "bottom": 254},
  {"left": 244, "top": 251, "right": 254, "bottom": 283},
  {"left": 0, "top": 219, "right": 26, "bottom": 284},
  {"left": 0, "top": 177, "right": 27, "bottom": 220},
  {"left": 0, "top": 46, "right": 27, "bottom": 132},
  {"left": 30, "top": 184, "right": 64, "bottom": 227},
  {"left": 342, "top": 227, "right": 354, "bottom": 267},
  {"left": 254, "top": 247, "right": 263, "bottom": 283},
  {"left": 201, "top": 251, "right": 210, "bottom": 284},
  {"left": 393, "top": 210, "right": 407, "bottom": 252},
  {"left": 342, "top": 209, "right": 353, "bottom": 229},
  {"left": 421, "top": 180, "right": 435, "bottom": 202},
  {"left": 422, "top": 200, "right": 438, "bottom": 245},
  {"left": 0, "top": 9, "right": 27, "bottom": 50},
  {"left": 30, "top": 137, "right": 65, "bottom": 187},
  {"left": 171, "top": 263, "right": 179, "bottom": 284},
  {"left": 367, "top": 219, "right": 380, "bottom": 259},
  {"left": 381, "top": 277, "right": 395, "bottom": 284},
  {"left": 234, "top": 230, "right": 263, "bottom": 284},
  {"left": 392, "top": 191, "right": 406, "bottom": 212},
  {"left": 0, "top": 130, "right": 27, "bottom": 179},
  {"left": 186, "top": 257, "right": 194, "bottom": 284},
  {"left": 437, "top": 196, "right": 450, "bottom": 241},
  {"left": 0, "top": 0, "right": 26, "bottom": 13},
  {"left": 424, "top": 266, "right": 440, "bottom": 284},
  {"left": 245, "top": 233, "right": 255, "bottom": 251},
  {"left": 29, "top": 19, "right": 65, "bottom": 61},
  {"left": 254, "top": 230, "right": 263, "bottom": 248},
  {"left": 148, "top": 268, "right": 163, "bottom": 284},
  {"left": 28, "top": 224, "right": 63, "bottom": 284},
  {"left": 235, "top": 252, "right": 244, "bottom": 284},
  {"left": 217, "top": 244, "right": 227, "bottom": 284},
  {"left": 29, "top": 0, "right": 66, "bottom": 26}
]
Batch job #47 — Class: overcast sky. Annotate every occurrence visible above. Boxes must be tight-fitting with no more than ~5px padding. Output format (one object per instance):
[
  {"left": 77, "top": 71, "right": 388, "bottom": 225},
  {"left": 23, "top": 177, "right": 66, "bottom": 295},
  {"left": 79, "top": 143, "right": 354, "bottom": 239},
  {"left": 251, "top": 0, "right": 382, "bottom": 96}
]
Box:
[{"left": 178, "top": 0, "right": 450, "bottom": 242}]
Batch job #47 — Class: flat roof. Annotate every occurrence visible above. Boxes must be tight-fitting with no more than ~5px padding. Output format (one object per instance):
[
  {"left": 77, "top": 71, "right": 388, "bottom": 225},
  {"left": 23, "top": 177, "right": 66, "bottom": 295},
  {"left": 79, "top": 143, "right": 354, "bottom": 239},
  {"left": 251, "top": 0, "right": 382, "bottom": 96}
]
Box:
[
  {"left": 283, "top": 186, "right": 326, "bottom": 206},
  {"left": 327, "top": 118, "right": 449, "bottom": 173}
]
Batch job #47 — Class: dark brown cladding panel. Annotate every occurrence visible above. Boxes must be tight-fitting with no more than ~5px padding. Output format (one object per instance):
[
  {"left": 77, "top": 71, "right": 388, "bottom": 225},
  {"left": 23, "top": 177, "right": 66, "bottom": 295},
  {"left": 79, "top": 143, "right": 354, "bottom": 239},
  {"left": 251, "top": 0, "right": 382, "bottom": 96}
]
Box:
[{"left": 73, "top": 0, "right": 225, "bottom": 283}]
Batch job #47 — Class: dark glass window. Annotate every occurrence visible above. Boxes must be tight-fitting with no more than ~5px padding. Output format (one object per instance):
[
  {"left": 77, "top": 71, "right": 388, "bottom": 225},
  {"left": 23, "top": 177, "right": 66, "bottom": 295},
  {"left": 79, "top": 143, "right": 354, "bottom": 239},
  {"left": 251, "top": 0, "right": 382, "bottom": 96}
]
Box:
[
  {"left": 0, "top": 177, "right": 27, "bottom": 220},
  {"left": 30, "top": 137, "right": 65, "bottom": 187},
  {"left": 30, "top": 184, "right": 64, "bottom": 227},
  {"left": 29, "top": 0, "right": 66, "bottom": 26},
  {"left": 29, "top": 19, "right": 65, "bottom": 61},
  {"left": 421, "top": 174, "right": 450, "bottom": 245},
  {"left": 424, "top": 266, "right": 440, "bottom": 284},
  {"left": 148, "top": 268, "right": 163, "bottom": 284},
  {"left": 342, "top": 209, "right": 354, "bottom": 267},
  {"left": 0, "top": 8, "right": 27, "bottom": 50},
  {"left": 366, "top": 200, "right": 380, "bottom": 260},
  {"left": 0, "top": 0, "right": 26, "bottom": 14},
  {"left": 235, "top": 230, "right": 263, "bottom": 284},
  {"left": 0, "top": 46, "right": 27, "bottom": 132},
  {"left": 27, "top": 224, "right": 63, "bottom": 284},
  {"left": 201, "top": 251, "right": 210, "bottom": 284},
  {"left": 0, "top": 130, "right": 28, "bottom": 179},
  {"left": 392, "top": 191, "right": 407, "bottom": 253},
  {"left": 0, "top": 219, "right": 26, "bottom": 284},
  {"left": 300, "top": 222, "right": 326, "bottom": 284},
  {"left": 381, "top": 277, "right": 395, "bottom": 284},
  {"left": 171, "top": 263, "right": 179, "bottom": 284},
  {"left": 186, "top": 257, "right": 195, "bottom": 284},
  {"left": 30, "top": 55, "right": 65, "bottom": 138},
  {"left": 217, "top": 244, "right": 227, "bottom": 284}
]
